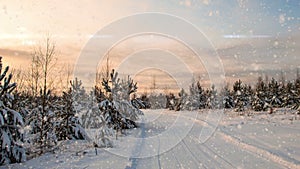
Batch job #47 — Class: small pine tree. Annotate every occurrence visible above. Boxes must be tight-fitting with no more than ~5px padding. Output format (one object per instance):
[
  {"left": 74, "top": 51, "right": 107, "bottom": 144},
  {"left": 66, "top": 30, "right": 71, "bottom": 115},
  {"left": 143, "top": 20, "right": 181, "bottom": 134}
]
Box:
[
  {"left": 149, "top": 93, "right": 167, "bottom": 109},
  {"left": 81, "top": 88, "right": 105, "bottom": 131},
  {"left": 166, "top": 93, "right": 177, "bottom": 110},
  {"left": 233, "top": 80, "right": 244, "bottom": 111},
  {"left": 293, "top": 71, "right": 300, "bottom": 114},
  {"left": 221, "top": 84, "right": 234, "bottom": 109},
  {"left": 285, "top": 81, "right": 298, "bottom": 107},
  {"left": 26, "top": 90, "right": 57, "bottom": 155},
  {"left": 252, "top": 77, "right": 269, "bottom": 111},
  {"left": 187, "top": 81, "right": 206, "bottom": 110},
  {"left": 176, "top": 88, "right": 188, "bottom": 111},
  {"left": 0, "top": 57, "right": 26, "bottom": 165},
  {"left": 267, "top": 78, "right": 282, "bottom": 112},
  {"left": 83, "top": 69, "right": 143, "bottom": 146},
  {"left": 205, "top": 85, "right": 219, "bottom": 109},
  {"left": 54, "top": 81, "right": 88, "bottom": 140}
]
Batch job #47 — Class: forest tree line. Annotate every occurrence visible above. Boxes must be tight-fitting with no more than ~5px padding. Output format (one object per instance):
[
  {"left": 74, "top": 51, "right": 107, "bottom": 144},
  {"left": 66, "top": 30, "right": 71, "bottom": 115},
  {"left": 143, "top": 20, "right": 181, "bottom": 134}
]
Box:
[{"left": 140, "top": 73, "right": 300, "bottom": 113}]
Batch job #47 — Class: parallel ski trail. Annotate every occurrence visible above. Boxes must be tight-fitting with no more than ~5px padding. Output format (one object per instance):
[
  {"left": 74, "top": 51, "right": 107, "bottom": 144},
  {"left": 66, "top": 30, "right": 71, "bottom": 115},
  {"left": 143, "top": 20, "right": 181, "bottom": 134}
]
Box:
[{"left": 181, "top": 112, "right": 299, "bottom": 169}]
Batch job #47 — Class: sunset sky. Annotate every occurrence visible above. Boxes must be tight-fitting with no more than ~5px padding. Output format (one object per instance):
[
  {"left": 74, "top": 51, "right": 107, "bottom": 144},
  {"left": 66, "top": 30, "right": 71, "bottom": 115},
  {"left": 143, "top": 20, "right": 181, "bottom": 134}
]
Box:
[{"left": 0, "top": 0, "right": 299, "bottom": 93}]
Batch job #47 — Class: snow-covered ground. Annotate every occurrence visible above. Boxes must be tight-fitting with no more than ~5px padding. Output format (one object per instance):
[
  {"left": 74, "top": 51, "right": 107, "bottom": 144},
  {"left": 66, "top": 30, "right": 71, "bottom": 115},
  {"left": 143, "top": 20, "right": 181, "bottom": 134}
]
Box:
[{"left": 2, "top": 109, "right": 300, "bottom": 169}]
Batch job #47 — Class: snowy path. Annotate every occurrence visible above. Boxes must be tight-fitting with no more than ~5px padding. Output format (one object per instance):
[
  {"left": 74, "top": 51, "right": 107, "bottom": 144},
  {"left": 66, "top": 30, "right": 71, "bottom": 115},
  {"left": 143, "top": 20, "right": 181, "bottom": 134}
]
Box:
[{"left": 3, "top": 109, "right": 300, "bottom": 169}]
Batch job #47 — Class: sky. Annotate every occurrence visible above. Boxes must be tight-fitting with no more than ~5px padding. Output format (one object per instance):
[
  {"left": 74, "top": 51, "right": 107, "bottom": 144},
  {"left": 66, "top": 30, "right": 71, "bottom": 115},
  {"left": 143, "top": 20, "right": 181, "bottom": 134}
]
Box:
[{"left": 0, "top": 0, "right": 299, "bottom": 93}]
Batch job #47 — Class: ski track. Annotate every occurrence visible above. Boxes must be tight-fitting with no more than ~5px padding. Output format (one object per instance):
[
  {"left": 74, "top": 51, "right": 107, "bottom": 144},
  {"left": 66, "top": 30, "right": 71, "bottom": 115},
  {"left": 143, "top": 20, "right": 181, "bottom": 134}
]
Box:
[
  {"left": 181, "top": 113, "right": 300, "bottom": 169},
  {"left": 220, "top": 125, "right": 300, "bottom": 165},
  {"left": 220, "top": 133, "right": 298, "bottom": 169},
  {"left": 126, "top": 122, "right": 147, "bottom": 169},
  {"left": 184, "top": 126, "right": 237, "bottom": 168},
  {"left": 157, "top": 113, "right": 232, "bottom": 169},
  {"left": 154, "top": 115, "right": 203, "bottom": 169},
  {"left": 157, "top": 137, "right": 162, "bottom": 169},
  {"left": 155, "top": 115, "right": 189, "bottom": 169}
]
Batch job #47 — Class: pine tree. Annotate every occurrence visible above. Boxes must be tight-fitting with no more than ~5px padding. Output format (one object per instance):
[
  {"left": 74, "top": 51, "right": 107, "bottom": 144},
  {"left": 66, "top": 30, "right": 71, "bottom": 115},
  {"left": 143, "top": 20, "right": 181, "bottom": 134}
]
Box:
[
  {"left": 139, "top": 93, "right": 151, "bottom": 109},
  {"left": 268, "top": 78, "right": 282, "bottom": 110},
  {"left": 205, "top": 85, "right": 219, "bottom": 109},
  {"left": 252, "top": 77, "right": 269, "bottom": 111},
  {"left": 0, "top": 57, "right": 26, "bottom": 165},
  {"left": 83, "top": 69, "right": 143, "bottom": 146},
  {"left": 176, "top": 88, "right": 188, "bottom": 111},
  {"left": 243, "top": 84, "right": 253, "bottom": 109},
  {"left": 81, "top": 89, "right": 104, "bottom": 129},
  {"left": 166, "top": 93, "right": 177, "bottom": 110},
  {"left": 291, "top": 71, "right": 300, "bottom": 114},
  {"left": 130, "top": 94, "right": 145, "bottom": 110},
  {"left": 149, "top": 93, "right": 167, "bottom": 109},
  {"left": 54, "top": 80, "right": 88, "bottom": 140},
  {"left": 187, "top": 81, "right": 206, "bottom": 110},
  {"left": 282, "top": 81, "right": 297, "bottom": 107},
  {"left": 233, "top": 80, "right": 245, "bottom": 111},
  {"left": 26, "top": 91, "right": 57, "bottom": 154},
  {"left": 221, "top": 84, "right": 234, "bottom": 109}
]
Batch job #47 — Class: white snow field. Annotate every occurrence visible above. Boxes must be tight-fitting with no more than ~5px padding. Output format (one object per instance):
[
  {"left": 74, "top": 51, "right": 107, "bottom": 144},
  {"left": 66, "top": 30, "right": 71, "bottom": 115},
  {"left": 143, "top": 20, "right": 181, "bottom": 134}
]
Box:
[{"left": 2, "top": 109, "right": 300, "bottom": 169}]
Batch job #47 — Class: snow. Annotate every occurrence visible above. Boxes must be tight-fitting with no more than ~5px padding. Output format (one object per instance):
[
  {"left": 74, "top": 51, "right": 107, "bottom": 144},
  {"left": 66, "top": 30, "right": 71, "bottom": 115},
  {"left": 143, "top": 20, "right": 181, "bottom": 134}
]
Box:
[
  {"left": 2, "top": 109, "right": 299, "bottom": 169},
  {"left": 11, "top": 109, "right": 24, "bottom": 126},
  {"left": 0, "top": 113, "right": 4, "bottom": 125},
  {"left": 1, "top": 131, "right": 10, "bottom": 150}
]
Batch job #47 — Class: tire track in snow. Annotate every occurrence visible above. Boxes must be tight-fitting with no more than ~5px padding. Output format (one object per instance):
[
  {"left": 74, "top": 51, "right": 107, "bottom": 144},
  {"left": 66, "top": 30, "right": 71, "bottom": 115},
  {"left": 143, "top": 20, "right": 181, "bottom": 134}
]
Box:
[{"left": 181, "top": 112, "right": 299, "bottom": 169}]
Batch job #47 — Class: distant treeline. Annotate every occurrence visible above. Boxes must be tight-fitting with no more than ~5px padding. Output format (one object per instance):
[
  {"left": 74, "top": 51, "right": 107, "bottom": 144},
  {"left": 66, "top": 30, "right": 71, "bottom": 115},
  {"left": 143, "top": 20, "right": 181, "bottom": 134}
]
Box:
[{"left": 138, "top": 73, "right": 300, "bottom": 113}]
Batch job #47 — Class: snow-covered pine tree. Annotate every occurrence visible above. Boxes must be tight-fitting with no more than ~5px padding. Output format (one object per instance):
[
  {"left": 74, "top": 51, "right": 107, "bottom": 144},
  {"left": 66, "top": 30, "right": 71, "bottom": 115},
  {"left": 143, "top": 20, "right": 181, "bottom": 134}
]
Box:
[
  {"left": 11, "top": 92, "right": 29, "bottom": 121},
  {"left": 291, "top": 72, "right": 300, "bottom": 114},
  {"left": 80, "top": 87, "right": 114, "bottom": 147},
  {"left": 101, "top": 70, "right": 143, "bottom": 127},
  {"left": 233, "top": 80, "right": 246, "bottom": 112},
  {"left": 130, "top": 94, "right": 146, "bottom": 110},
  {"left": 69, "top": 78, "right": 87, "bottom": 117},
  {"left": 149, "top": 93, "right": 167, "bottom": 109},
  {"left": 139, "top": 93, "right": 151, "bottom": 109},
  {"left": 0, "top": 57, "right": 26, "bottom": 165},
  {"left": 187, "top": 81, "right": 206, "bottom": 110},
  {"left": 221, "top": 84, "right": 234, "bottom": 109},
  {"left": 116, "top": 75, "right": 144, "bottom": 121},
  {"left": 243, "top": 84, "right": 253, "bottom": 109},
  {"left": 26, "top": 90, "right": 57, "bottom": 154},
  {"left": 252, "top": 77, "right": 269, "bottom": 111},
  {"left": 81, "top": 88, "right": 104, "bottom": 129},
  {"left": 205, "top": 85, "right": 219, "bottom": 109},
  {"left": 54, "top": 80, "right": 88, "bottom": 140},
  {"left": 85, "top": 69, "right": 143, "bottom": 144},
  {"left": 291, "top": 96, "right": 300, "bottom": 114},
  {"left": 267, "top": 78, "right": 282, "bottom": 111},
  {"left": 176, "top": 88, "right": 188, "bottom": 111},
  {"left": 166, "top": 93, "right": 177, "bottom": 110},
  {"left": 282, "top": 81, "right": 297, "bottom": 107}
]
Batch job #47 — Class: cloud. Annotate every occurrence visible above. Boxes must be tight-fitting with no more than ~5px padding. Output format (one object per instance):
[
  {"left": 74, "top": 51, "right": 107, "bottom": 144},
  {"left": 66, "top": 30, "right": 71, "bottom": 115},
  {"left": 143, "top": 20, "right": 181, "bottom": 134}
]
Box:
[{"left": 0, "top": 48, "right": 31, "bottom": 68}]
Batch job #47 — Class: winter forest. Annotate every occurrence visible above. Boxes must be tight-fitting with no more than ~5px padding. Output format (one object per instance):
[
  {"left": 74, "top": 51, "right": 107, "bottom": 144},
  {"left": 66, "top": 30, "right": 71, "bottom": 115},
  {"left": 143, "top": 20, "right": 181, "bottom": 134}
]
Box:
[
  {"left": 1, "top": 1, "right": 300, "bottom": 168},
  {"left": 0, "top": 38, "right": 299, "bottom": 166}
]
